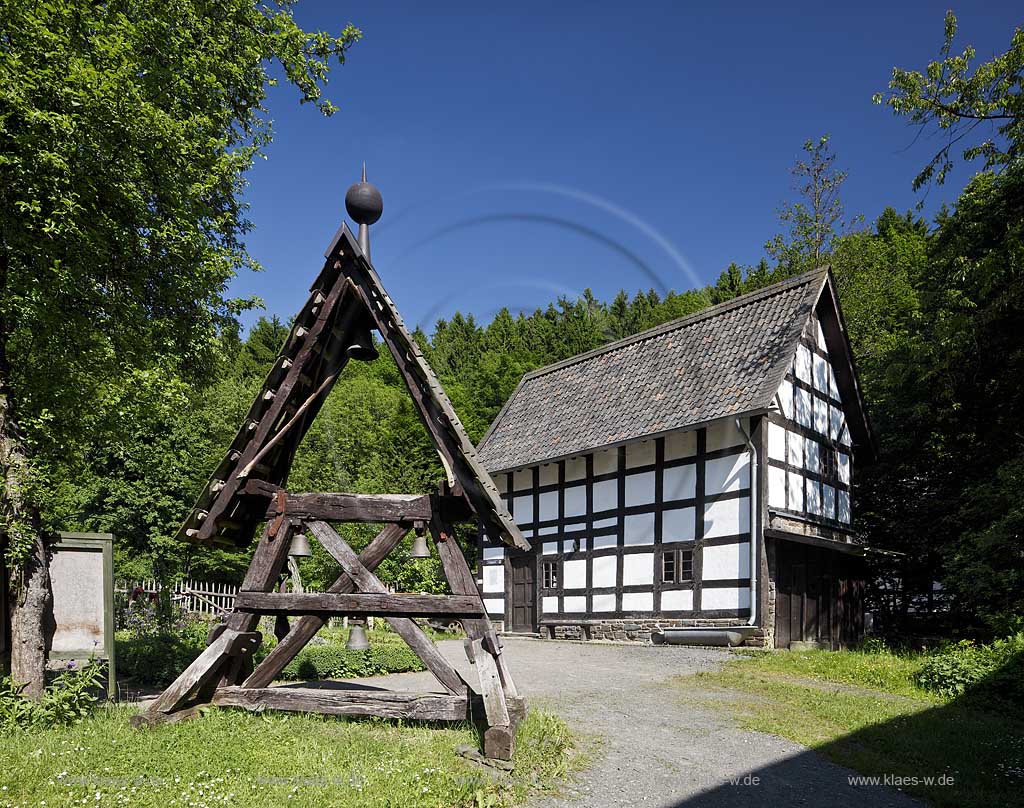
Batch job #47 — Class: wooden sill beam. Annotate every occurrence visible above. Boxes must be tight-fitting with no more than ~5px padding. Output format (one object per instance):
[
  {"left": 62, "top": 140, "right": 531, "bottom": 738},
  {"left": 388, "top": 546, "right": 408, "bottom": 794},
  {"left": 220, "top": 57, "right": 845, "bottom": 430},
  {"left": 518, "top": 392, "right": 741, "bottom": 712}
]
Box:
[
  {"left": 213, "top": 687, "right": 470, "bottom": 721},
  {"left": 233, "top": 591, "right": 484, "bottom": 618}
]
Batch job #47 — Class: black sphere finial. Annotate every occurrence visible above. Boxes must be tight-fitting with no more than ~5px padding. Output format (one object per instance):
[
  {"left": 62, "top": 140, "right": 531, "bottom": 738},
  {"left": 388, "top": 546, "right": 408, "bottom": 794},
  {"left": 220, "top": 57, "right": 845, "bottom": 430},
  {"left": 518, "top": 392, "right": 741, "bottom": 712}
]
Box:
[{"left": 345, "top": 163, "right": 383, "bottom": 226}]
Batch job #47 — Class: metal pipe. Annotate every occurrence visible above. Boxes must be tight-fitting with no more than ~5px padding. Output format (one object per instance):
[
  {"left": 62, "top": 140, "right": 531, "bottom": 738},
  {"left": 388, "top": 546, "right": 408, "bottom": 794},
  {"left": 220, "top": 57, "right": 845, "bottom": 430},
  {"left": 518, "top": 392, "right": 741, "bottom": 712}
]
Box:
[
  {"left": 737, "top": 419, "right": 761, "bottom": 626},
  {"left": 652, "top": 628, "right": 748, "bottom": 647}
]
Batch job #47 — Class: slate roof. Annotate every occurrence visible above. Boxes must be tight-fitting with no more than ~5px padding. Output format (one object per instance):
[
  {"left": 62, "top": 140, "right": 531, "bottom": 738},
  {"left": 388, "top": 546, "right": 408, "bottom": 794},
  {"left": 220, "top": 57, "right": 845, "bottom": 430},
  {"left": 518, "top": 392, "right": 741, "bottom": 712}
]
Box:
[{"left": 477, "top": 268, "right": 830, "bottom": 473}]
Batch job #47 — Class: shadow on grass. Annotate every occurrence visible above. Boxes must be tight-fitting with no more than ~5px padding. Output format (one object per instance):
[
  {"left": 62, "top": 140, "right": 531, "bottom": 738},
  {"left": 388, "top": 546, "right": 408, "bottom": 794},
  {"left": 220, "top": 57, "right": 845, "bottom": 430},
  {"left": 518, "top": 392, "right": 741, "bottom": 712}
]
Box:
[{"left": 666, "top": 649, "right": 1024, "bottom": 808}]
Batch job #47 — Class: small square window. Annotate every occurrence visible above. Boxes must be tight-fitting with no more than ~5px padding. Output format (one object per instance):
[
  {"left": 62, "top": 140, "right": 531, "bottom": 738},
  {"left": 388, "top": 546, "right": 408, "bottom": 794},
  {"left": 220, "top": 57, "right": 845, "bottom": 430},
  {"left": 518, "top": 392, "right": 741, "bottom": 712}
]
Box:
[
  {"left": 820, "top": 444, "right": 838, "bottom": 480},
  {"left": 661, "top": 549, "right": 693, "bottom": 584},
  {"left": 661, "top": 552, "right": 675, "bottom": 583},
  {"left": 542, "top": 561, "right": 558, "bottom": 589}
]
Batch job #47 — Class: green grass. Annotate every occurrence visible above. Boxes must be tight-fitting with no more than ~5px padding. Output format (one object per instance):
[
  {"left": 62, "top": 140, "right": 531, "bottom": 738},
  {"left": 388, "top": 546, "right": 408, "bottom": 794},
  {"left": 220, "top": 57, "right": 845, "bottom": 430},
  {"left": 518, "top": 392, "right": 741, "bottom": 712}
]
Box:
[
  {"left": 0, "top": 706, "right": 579, "bottom": 808},
  {"left": 686, "top": 649, "right": 1024, "bottom": 808}
]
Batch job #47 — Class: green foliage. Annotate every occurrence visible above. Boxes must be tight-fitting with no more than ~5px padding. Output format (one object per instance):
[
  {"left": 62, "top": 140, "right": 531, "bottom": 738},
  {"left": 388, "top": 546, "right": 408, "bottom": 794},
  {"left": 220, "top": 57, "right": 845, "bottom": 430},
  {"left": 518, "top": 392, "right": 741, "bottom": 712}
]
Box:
[
  {"left": 278, "top": 642, "right": 426, "bottom": 681},
  {"left": 0, "top": 0, "right": 359, "bottom": 570},
  {"left": 115, "top": 619, "right": 211, "bottom": 688},
  {"left": 0, "top": 661, "right": 105, "bottom": 732},
  {"left": 694, "top": 648, "right": 1024, "bottom": 808},
  {"left": 916, "top": 634, "right": 1024, "bottom": 704},
  {"left": 0, "top": 705, "right": 577, "bottom": 807},
  {"left": 874, "top": 10, "right": 1024, "bottom": 190},
  {"left": 765, "top": 135, "right": 850, "bottom": 274}
]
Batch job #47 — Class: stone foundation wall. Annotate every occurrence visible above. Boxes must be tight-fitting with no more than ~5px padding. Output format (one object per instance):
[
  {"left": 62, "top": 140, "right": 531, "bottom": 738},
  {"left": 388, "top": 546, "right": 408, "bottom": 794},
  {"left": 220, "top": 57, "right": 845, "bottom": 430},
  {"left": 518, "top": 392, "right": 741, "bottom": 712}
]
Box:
[{"left": 540, "top": 618, "right": 767, "bottom": 647}]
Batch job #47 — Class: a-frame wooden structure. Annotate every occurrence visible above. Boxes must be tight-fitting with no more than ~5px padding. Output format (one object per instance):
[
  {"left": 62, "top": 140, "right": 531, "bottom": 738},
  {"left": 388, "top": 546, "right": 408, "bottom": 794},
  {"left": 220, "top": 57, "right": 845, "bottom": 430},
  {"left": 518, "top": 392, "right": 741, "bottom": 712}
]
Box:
[{"left": 133, "top": 214, "right": 530, "bottom": 760}]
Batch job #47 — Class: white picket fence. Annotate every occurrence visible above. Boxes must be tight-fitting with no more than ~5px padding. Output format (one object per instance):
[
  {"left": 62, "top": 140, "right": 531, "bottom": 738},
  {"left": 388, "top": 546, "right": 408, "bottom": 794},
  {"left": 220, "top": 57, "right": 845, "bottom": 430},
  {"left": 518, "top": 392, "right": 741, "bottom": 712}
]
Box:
[{"left": 116, "top": 578, "right": 238, "bottom": 616}]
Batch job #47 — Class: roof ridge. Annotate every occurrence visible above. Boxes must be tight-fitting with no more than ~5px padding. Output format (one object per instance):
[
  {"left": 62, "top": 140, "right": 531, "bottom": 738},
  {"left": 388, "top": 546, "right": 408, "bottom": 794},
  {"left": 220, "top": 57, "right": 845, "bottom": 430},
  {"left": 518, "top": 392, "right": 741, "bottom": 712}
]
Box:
[{"left": 520, "top": 266, "right": 829, "bottom": 383}]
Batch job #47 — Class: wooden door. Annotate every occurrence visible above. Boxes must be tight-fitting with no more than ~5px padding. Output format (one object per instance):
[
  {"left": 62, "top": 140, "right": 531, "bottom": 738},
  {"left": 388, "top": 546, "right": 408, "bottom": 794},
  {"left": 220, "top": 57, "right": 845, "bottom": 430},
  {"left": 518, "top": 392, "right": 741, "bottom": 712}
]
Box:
[{"left": 508, "top": 553, "right": 536, "bottom": 633}]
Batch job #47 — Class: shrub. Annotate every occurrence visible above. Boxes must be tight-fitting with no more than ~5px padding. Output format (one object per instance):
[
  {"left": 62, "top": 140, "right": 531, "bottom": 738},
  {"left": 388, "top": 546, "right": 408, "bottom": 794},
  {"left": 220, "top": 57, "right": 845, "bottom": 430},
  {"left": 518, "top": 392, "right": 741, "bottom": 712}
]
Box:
[
  {"left": 916, "top": 633, "right": 1024, "bottom": 706},
  {"left": 115, "top": 614, "right": 213, "bottom": 687},
  {"left": 279, "top": 643, "right": 425, "bottom": 681},
  {"left": 0, "top": 661, "right": 106, "bottom": 732}
]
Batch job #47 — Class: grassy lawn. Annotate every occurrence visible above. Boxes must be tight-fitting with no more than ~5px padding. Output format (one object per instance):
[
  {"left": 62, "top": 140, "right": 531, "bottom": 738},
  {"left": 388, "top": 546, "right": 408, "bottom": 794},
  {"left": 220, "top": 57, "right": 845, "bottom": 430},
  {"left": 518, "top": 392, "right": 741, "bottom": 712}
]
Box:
[
  {"left": 0, "top": 706, "right": 579, "bottom": 808},
  {"left": 685, "top": 648, "right": 1024, "bottom": 808}
]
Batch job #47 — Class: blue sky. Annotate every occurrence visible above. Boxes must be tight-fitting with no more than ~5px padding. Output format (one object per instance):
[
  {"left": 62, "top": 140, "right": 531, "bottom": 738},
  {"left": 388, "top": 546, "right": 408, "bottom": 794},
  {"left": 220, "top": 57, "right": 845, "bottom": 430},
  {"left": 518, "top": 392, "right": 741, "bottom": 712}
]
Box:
[{"left": 236, "top": 1, "right": 1022, "bottom": 335}]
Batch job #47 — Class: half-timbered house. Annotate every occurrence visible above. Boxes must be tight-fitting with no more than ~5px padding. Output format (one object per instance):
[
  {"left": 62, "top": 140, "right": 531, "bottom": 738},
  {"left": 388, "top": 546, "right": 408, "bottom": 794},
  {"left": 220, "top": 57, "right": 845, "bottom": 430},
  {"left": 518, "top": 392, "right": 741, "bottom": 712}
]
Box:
[{"left": 475, "top": 268, "right": 872, "bottom": 649}]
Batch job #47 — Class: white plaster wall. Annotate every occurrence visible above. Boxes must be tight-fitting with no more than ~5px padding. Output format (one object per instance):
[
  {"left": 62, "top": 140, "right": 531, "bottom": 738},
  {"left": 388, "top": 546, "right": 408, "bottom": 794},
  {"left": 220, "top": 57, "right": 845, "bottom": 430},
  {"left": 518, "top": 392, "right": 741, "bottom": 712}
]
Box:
[
  {"left": 542, "top": 596, "right": 558, "bottom": 613},
  {"left": 838, "top": 451, "right": 851, "bottom": 484},
  {"left": 482, "top": 565, "right": 504, "bottom": 593},
  {"left": 563, "top": 596, "right": 586, "bottom": 612},
  {"left": 787, "top": 429, "right": 804, "bottom": 467},
  {"left": 623, "top": 552, "right": 654, "bottom": 585},
  {"left": 664, "top": 464, "right": 696, "bottom": 501},
  {"left": 594, "top": 449, "right": 618, "bottom": 475},
  {"left": 482, "top": 547, "right": 504, "bottom": 561},
  {"left": 702, "top": 542, "right": 751, "bottom": 580},
  {"left": 539, "top": 463, "right": 558, "bottom": 486},
  {"left": 813, "top": 353, "right": 829, "bottom": 392},
  {"left": 665, "top": 430, "right": 696, "bottom": 460},
  {"left": 702, "top": 587, "right": 751, "bottom": 610},
  {"left": 563, "top": 559, "right": 586, "bottom": 589},
  {"left": 621, "top": 592, "right": 654, "bottom": 611},
  {"left": 787, "top": 471, "right": 805, "bottom": 511},
  {"left": 838, "top": 489, "right": 851, "bottom": 523},
  {"left": 542, "top": 542, "right": 558, "bottom": 555},
  {"left": 660, "top": 589, "right": 693, "bottom": 611},
  {"left": 795, "top": 387, "right": 813, "bottom": 428},
  {"left": 592, "top": 534, "right": 617, "bottom": 550},
  {"left": 822, "top": 484, "right": 836, "bottom": 519},
  {"left": 768, "top": 465, "right": 787, "bottom": 508},
  {"left": 538, "top": 490, "right": 558, "bottom": 522},
  {"left": 795, "top": 344, "right": 812, "bottom": 384},
  {"left": 513, "top": 468, "right": 532, "bottom": 492},
  {"left": 624, "top": 512, "right": 655, "bottom": 545},
  {"left": 594, "top": 516, "right": 617, "bottom": 530},
  {"left": 704, "top": 496, "right": 750, "bottom": 538},
  {"left": 805, "top": 438, "right": 820, "bottom": 474},
  {"left": 707, "top": 419, "right": 746, "bottom": 452},
  {"left": 565, "top": 456, "right": 586, "bottom": 481},
  {"left": 814, "top": 396, "right": 829, "bottom": 433},
  {"left": 484, "top": 598, "right": 505, "bottom": 614},
  {"left": 768, "top": 421, "right": 786, "bottom": 461},
  {"left": 626, "top": 440, "right": 656, "bottom": 468},
  {"left": 564, "top": 484, "right": 586, "bottom": 517},
  {"left": 830, "top": 404, "right": 843, "bottom": 440},
  {"left": 513, "top": 495, "right": 533, "bottom": 525},
  {"left": 625, "top": 471, "right": 656, "bottom": 506},
  {"left": 705, "top": 453, "right": 750, "bottom": 494},
  {"left": 592, "top": 593, "right": 616, "bottom": 611},
  {"left": 778, "top": 379, "right": 794, "bottom": 419},
  {"left": 593, "top": 479, "right": 618, "bottom": 512},
  {"left": 592, "top": 554, "right": 616, "bottom": 587},
  {"left": 662, "top": 507, "right": 696, "bottom": 541},
  {"left": 805, "top": 480, "right": 821, "bottom": 515}
]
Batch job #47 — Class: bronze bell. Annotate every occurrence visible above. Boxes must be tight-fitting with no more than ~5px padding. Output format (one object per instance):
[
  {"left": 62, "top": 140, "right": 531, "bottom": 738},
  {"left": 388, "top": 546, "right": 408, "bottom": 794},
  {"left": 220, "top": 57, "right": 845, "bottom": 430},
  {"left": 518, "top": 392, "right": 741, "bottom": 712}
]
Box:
[
  {"left": 345, "top": 620, "right": 370, "bottom": 651},
  {"left": 288, "top": 532, "right": 312, "bottom": 558},
  {"left": 410, "top": 524, "right": 430, "bottom": 559},
  {"left": 346, "top": 317, "right": 379, "bottom": 362}
]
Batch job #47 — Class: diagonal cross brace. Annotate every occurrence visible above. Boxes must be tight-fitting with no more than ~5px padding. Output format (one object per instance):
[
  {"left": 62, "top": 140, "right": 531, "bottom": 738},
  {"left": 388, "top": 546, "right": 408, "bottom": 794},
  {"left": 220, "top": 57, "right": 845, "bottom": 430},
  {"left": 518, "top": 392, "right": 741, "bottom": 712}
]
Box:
[
  {"left": 241, "top": 523, "right": 407, "bottom": 689},
  {"left": 307, "top": 520, "right": 467, "bottom": 695}
]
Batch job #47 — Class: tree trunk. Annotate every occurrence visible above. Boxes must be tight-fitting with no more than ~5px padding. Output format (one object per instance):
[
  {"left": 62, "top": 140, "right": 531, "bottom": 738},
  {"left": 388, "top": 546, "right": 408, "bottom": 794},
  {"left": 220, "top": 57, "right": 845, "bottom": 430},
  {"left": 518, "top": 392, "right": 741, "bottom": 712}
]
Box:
[{"left": 0, "top": 319, "right": 51, "bottom": 698}]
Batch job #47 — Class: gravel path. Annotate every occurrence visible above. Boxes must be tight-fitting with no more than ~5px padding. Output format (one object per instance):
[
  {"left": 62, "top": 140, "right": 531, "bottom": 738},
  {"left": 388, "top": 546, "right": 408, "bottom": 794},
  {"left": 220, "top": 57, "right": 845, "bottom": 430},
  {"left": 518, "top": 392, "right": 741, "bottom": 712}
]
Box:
[{"left": 346, "top": 637, "right": 923, "bottom": 808}]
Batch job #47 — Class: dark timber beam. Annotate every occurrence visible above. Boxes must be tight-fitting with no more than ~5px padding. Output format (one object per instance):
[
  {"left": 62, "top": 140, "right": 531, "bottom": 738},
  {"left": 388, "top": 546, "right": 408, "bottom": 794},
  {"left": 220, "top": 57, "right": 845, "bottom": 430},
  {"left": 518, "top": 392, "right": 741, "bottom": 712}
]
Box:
[
  {"left": 242, "top": 523, "right": 408, "bottom": 689},
  {"left": 242, "top": 480, "right": 474, "bottom": 524},
  {"left": 233, "top": 591, "right": 485, "bottom": 618},
  {"left": 213, "top": 687, "right": 470, "bottom": 722},
  {"left": 306, "top": 520, "right": 467, "bottom": 695}
]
